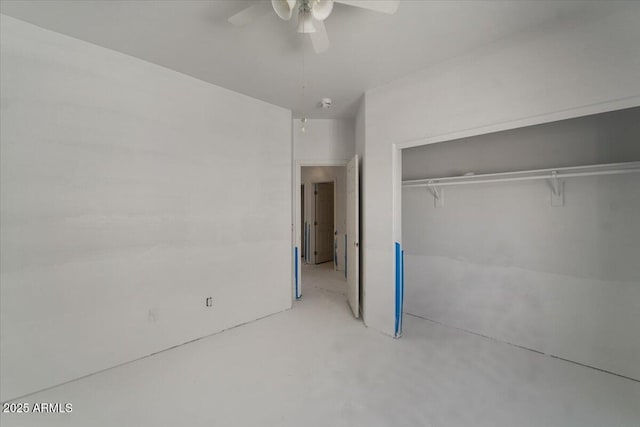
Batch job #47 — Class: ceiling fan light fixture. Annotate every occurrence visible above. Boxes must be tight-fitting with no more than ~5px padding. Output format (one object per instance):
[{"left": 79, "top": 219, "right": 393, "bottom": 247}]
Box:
[
  {"left": 229, "top": 0, "right": 399, "bottom": 54},
  {"left": 311, "top": 0, "right": 334, "bottom": 21},
  {"left": 296, "top": 10, "right": 316, "bottom": 33},
  {"left": 272, "top": 0, "right": 297, "bottom": 21}
]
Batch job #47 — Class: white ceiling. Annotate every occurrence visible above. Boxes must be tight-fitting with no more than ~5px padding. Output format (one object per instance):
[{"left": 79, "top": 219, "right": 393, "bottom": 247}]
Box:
[{"left": 0, "top": 1, "right": 610, "bottom": 119}]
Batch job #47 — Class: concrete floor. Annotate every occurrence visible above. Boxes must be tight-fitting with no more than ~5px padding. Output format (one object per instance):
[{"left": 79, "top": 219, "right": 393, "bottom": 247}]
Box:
[{"left": 2, "top": 262, "right": 639, "bottom": 426}]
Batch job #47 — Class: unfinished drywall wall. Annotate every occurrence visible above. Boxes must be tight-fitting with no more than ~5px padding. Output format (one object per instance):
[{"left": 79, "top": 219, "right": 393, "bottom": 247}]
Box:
[
  {"left": 361, "top": 2, "right": 640, "bottom": 337},
  {"left": 403, "top": 108, "right": 640, "bottom": 380},
  {"left": 293, "top": 119, "right": 354, "bottom": 162},
  {"left": 301, "top": 166, "right": 347, "bottom": 270},
  {"left": 0, "top": 15, "right": 292, "bottom": 401}
]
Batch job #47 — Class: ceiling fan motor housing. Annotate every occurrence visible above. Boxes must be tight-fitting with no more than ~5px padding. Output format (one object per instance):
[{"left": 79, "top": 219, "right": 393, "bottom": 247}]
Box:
[{"left": 273, "top": 0, "right": 335, "bottom": 22}]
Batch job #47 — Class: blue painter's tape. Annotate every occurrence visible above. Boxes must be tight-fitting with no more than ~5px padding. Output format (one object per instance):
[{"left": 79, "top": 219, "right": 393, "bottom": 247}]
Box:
[
  {"left": 394, "top": 242, "right": 403, "bottom": 337},
  {"left": 400, "top": 249, "right": 405, "bottom": 334},
  {"left": 294, "top": 246, "right": 300, "bottom": 299}
]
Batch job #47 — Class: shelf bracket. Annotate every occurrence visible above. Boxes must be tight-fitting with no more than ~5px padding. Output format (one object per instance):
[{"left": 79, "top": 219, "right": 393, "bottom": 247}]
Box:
[
  {"left": 427, "top": 181, "right": 444, "bottom": 208},
  {"left": 547, "top": 171, "right": 564, "bottom": 207}
]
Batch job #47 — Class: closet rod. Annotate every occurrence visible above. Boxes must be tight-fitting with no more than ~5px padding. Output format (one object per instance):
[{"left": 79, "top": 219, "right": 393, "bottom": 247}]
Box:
[{"left": 402, "top": 161, "right": 640, "bottom": 188}]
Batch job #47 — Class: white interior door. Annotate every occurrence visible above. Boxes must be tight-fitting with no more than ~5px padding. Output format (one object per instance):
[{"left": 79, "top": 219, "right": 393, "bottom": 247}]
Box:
[
  {"left": 314, "top": 182, "right": 334, "bottom": 264},
  {"left": 346, "top": 155, "right": 359, "bottom": 318}
]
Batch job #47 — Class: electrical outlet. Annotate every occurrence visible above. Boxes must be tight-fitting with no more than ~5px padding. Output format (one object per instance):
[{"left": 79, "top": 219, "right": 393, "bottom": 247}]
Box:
[{"left": 205, "top": 297, "right": 213, "bottom": 307}]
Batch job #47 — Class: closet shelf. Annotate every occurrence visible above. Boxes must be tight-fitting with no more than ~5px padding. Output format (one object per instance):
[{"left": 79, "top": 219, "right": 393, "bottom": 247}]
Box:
[{"left": 402, "top": 161, "right": 640, "bottom": 188}]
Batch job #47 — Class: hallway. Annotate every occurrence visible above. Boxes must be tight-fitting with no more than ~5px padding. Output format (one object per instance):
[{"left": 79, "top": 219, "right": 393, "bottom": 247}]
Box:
[
  {"left": 2, "top": 265, "right": 638, "bottom": 427},
  {"left": 300, "top": 261, "right": 349, "bottom": 304}
]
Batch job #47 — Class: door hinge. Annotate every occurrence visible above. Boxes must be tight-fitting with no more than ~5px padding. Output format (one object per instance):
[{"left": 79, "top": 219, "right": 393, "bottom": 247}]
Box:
[
  {"left": 314, "top": 221, "right": 318, "bottom": 226},
  {"left": 314, "top": 251, "right": 318, "bottom": 255}
]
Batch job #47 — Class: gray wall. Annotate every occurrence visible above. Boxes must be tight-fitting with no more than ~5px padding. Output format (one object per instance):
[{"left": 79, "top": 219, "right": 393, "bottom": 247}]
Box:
[
  {"left": 0, "top": 16, "right": 292, "bottom": 401},
  {"left": 402, "top": 108, "right": 640, "bottom": 380}
]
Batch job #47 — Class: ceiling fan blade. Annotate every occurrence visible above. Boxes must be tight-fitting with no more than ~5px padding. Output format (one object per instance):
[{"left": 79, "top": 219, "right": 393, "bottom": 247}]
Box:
[
  {"left": 334, "top": 0, "right": 399, "bottom": 14},
  {"left": 310, "top": 19, "right": 330, "bottom": 53},
  {"left": 228, "top": 1, "right": 272, "bottom": 26}
]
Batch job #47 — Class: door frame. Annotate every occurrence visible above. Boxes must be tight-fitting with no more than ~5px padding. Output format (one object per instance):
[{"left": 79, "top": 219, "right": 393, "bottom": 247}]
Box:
[
  {"left": 390, "top": 98, "right": 640, "bottom": 336},
  {"left": 293, "top": 160, "right": 349, "bottom": 300}
]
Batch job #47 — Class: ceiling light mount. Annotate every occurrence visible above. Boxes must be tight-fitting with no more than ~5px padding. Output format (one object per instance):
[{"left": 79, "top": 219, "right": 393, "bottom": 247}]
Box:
[{"left": 319, "top": 98, "right": 332, "bottom": 109}]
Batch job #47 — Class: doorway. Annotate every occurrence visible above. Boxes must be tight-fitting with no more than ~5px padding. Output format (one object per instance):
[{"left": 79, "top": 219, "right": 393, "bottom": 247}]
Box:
[
  {"left": 300, "top": 167, "right": 342, "bottom": 267},
  {"left": 313, "top": 182, "right": 334, "bottom": 264},
  {"left": 294, "top": 159, "right": 360, "bottom": 319},
  {"left": 298, "top": 166, "right": 345, "bottom": 301}
]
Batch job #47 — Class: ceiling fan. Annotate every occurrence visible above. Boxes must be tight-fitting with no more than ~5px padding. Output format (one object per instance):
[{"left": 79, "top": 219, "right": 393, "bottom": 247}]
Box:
[{"left": 228, "top": 0, "right": 400, "bottom": 53}]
